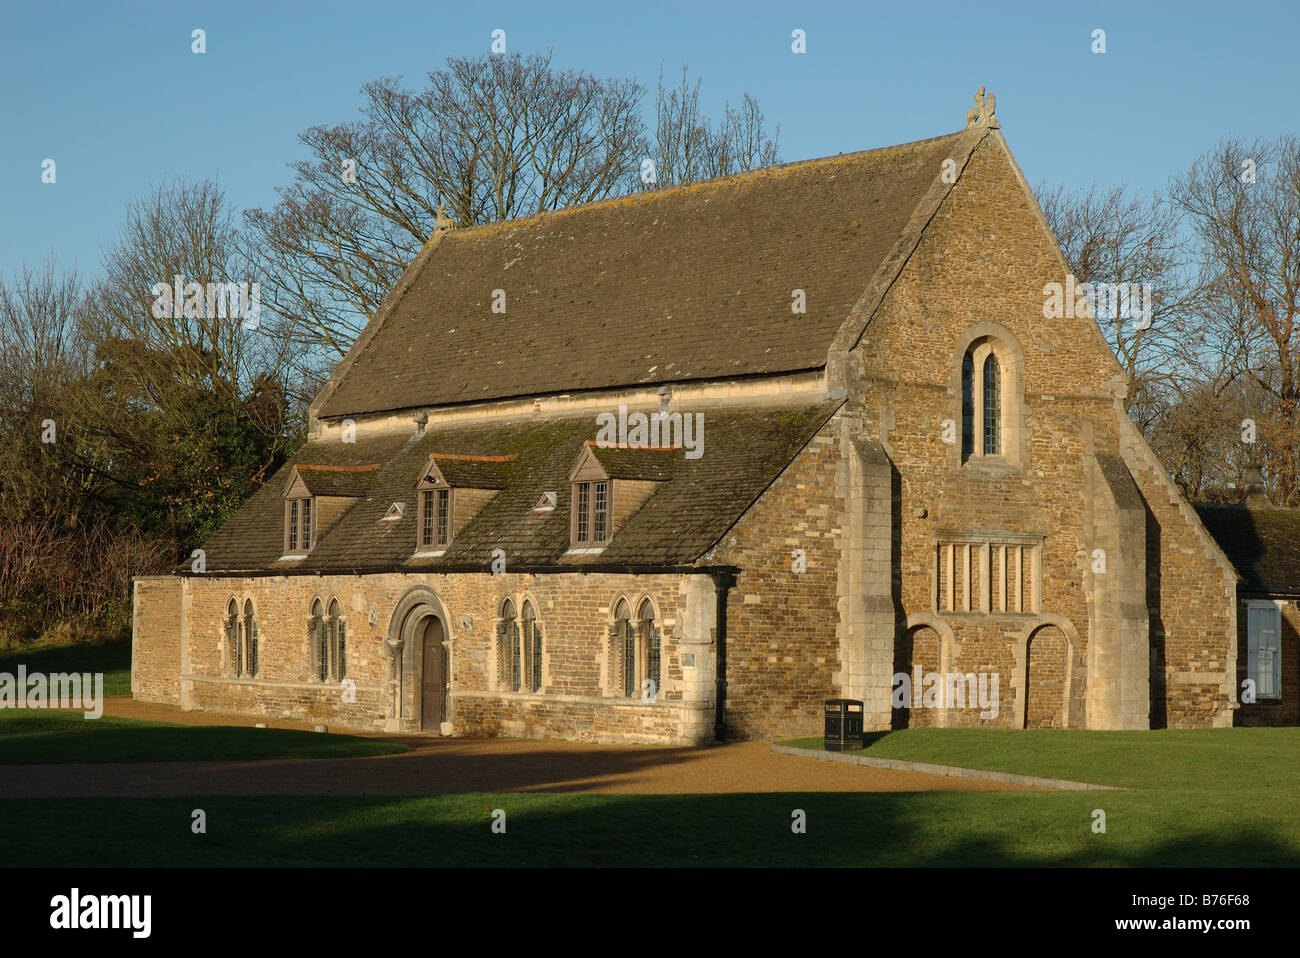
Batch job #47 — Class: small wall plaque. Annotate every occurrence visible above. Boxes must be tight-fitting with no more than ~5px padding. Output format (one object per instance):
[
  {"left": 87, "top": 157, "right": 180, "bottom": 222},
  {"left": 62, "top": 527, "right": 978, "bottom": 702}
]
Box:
[{"left": 682, "top": 653, "right": 695, "bottom": 668}]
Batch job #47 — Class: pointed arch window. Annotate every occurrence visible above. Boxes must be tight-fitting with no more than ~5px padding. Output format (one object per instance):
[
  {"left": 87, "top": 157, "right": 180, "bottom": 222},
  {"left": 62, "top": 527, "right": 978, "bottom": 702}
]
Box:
[
  {"left": 982, "top": 354, "right": 1001, "bottom": 454},
  {"left": 961, "top": 353, "right": 975, "bottom": 458},
  {"left": 522, "top": 600, "right": 543, "bottom": 693},
  {"left": 497, "top": 598, "right": 521, "bottom": 692},
  {"left": 608, "top": 598, "right": 661, "bottom": 701},
  {"left": 959, "top": 337, "right": 1014, "bottom": 464},
  {"left": 612, "top": 599, "right": 635, "bottom": 697},
  {"left": 225, "top": 599, "right": 240, "bottom": 677},
  {"left": 638, "top": 599, "right": 661, "bottom": 700},
  {"left": 239, "top": 598, "right": 258, "bottom": 679},
  {"left": 327, "top": 598, "right": 347, "bottom": 682},
  {"left": 308, "top": 598, "right": 327, "bottom": 682}
]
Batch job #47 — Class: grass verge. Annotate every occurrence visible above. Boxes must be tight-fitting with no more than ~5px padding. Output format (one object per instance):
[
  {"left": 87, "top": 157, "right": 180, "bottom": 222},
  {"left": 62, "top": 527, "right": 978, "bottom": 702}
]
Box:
[
  {"left": 0, "top": 787, "right": 1295, "bottom": 867},
  {"left": 0, "top": 709, "right": 406, "bottom": 763}
]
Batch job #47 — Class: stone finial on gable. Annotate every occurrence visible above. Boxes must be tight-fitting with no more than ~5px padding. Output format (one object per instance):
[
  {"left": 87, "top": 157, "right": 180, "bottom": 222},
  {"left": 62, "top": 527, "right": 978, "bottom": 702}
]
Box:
[
  {"left": 434, "top": 202, "right": 457, "bottom": 232},
  {"left": 965, "top": 87, "right": 999, "bottom": 130}
]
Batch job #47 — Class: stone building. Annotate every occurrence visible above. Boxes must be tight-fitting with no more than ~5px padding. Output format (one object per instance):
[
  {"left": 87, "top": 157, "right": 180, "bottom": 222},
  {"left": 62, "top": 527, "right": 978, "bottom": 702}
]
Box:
[
  {"left": 132, "top": 91, "right": 1252, "bottom": 742},
  {"left": 1195, "top": 469, "right": 1300, "bottom": 728}
]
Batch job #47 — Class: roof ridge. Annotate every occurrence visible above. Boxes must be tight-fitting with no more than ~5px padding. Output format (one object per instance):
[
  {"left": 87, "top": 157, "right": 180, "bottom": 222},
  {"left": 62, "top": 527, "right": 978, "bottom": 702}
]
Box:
[
  {"left": 587, "top": 440, "right": 679, "bottom": 451},
  {"left": 438, "top": 129, "right": 971, "bottom": 239},
  {"left": 427, "top": 452, "right": 517, "bottom": 462},
  {"left": 296, "top": 463, "right": 380, "bottom": 472}
]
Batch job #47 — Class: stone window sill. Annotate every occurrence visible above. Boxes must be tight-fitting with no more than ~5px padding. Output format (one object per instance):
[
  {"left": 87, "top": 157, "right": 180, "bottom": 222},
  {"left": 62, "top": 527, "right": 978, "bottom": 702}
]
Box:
[{"left": 960, "top": 456, "right": 1021, "bottom": 478}]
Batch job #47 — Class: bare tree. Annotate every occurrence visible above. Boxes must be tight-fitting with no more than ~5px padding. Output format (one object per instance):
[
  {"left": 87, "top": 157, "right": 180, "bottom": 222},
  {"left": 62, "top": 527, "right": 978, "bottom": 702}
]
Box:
[
  {"left": 0, "top": 256, "right": 95, "bottom": 521},
  {"left": 1172, "top": 135, "right": 1300, "bottom": 504},
  {"left": 78, "top": 178, "right": 302, "bottom": 545},
  {"left": 646, "top": 64, "right": 781, "bottom": 188},
  {"left": 247, "top": 53, "right": 782, "bottom": 362},
  {"left": 247, "top": 52, "right": 648, "bottom": 359},
  {"left": 1036, "top": 181, "right": 1199, "bottom": 426}
]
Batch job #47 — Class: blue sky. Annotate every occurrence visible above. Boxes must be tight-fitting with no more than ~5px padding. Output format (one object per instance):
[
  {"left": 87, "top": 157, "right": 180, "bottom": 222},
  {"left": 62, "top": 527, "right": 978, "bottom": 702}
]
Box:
[{"left": 1, "top": 0, "right": 1296, "bottom": 278}]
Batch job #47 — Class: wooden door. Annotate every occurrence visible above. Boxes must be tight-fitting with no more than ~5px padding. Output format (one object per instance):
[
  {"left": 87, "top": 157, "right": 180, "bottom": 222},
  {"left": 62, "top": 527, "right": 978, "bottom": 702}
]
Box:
[{"left": 421, "top": 616, "right": 447, "bottom": 731}]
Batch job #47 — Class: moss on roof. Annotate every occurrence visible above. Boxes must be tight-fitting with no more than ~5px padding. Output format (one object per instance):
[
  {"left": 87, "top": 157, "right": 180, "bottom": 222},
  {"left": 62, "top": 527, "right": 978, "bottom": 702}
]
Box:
[
  {"left": 317, "top": 131, "right": 969, "bottom": 418},
  {"left": 193, "top": 402, "right": 840, "bottom": 574}
]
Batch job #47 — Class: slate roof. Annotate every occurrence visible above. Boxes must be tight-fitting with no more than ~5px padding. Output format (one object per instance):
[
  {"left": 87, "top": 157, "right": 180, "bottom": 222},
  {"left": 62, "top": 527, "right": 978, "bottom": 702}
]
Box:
[
  {"left": 315, "top": 131, "right": 970, "bottom": 419},
  {"left": 1193, "top": 504, "right": 1300, "bottom": 595},
  {"left": 192, "top": 402, "right": 839, "bottom": 574},
  {"left": 293, "top": 464, "right": 379, "bottom": 498},
  {"left": 588, "top": 443, "right": 678, "bottom": 481},
  {"left": 424, "top": 453, "right": 515, "bottom": 489}
]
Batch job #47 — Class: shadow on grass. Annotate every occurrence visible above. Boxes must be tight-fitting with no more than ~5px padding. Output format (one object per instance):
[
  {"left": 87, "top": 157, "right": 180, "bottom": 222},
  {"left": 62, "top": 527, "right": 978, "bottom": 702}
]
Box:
[
  {"left": 3, "top": 791, "right": 1296, "bottom": 867},
  {"left": 0, "top": 738, "right": 711, "bottom": 793},
  {"left": 0, "top": 724, "right": 407, "bottom": 765}
]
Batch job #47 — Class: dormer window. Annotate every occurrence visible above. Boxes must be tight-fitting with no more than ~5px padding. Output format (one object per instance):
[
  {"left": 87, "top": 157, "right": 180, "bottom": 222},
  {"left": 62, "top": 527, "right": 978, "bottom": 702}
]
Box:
[
  {"left": 566, "top": 443, "right": 669, "bottom": 551},
  {"left": 409, "top": 452, "right": 513, "bottom": 557},
  {"left": 281, "top": 462, "right": 376, "bottom": 558},
  {"left": 286, "top": 497, "right": 314, "bottom": 553},
  {"left": 419, "top": 487, "right": 452, "bottom": 549},
  {"left": 573, "top": 480, "right": 609, "bottom": 545}
]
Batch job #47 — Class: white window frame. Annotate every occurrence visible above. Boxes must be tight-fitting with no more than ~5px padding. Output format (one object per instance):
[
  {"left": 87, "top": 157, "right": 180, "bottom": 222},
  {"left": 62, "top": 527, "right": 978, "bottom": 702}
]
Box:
[{"left": 1245, "top": 599, "right": 1283, "bottom": 701}]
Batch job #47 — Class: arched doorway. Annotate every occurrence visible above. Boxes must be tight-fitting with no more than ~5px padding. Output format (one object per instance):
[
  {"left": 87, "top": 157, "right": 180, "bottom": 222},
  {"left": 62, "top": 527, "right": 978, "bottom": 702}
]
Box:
[
  {"left": 386, "top": 586, "right": 454, "bottom": 734},
  {"left": 420, "top": 615, "right": 448, "bottom": 730},
  {"left": 1025, "top": 625, "right": 1067, "bottom": 728}
]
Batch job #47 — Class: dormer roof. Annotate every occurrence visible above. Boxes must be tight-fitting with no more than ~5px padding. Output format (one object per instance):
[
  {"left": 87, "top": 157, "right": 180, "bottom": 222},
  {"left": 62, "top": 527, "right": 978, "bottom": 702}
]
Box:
[
  {"left": 189, "top": 401, "right": 839, "bottom": 573},
  {"left": 286, "top": 463, "right": 380, "bottom": 498},
  {"left": 418, "top": 452, "right": 515, "bottom": 490}
]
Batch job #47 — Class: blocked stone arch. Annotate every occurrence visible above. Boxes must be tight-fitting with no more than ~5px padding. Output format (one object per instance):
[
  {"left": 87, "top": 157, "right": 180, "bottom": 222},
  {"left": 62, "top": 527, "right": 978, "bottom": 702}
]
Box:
[
  {"left": 385, "top": 585, "right": 455, "bottom": 732},
  {"left": 897, "top": 613, "right": 957, "bottom": 729},
  {"left": 1013, "top": 614, "right": 1084, "bottom": 729},
  {"left": 946, "top": 321, "right": 1028, "bottom": 469}
]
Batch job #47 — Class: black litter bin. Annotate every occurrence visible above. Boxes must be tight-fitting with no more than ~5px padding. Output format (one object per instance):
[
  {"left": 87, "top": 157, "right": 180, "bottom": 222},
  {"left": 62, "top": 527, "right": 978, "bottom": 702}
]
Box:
[{"left": 824, "top": 699, "right": 863, "bottom": 751}]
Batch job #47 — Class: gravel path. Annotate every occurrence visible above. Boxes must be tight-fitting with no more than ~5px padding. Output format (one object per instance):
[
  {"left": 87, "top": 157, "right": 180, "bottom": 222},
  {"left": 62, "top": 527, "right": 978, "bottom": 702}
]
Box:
[{"left": 0, "top": 698, "right": 1034, "bottom": 798}]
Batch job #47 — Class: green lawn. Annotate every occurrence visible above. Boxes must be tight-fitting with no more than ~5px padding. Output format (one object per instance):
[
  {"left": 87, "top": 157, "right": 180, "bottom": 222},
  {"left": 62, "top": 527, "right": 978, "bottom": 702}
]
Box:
[
  {"left": 0, "top": 713, "right": 408, "bottom": 763},
  {"left": 1, "top": 641, "right": 1295, "bottom": 867},
  {"left": 0, "top": 783, "right": 1294, "bottom": 867},
  {"left": 0, "top": 727, "right": 1295, "bottom": 866},
  {"left": 0, "top": 639, "right": 408, "bottom": 762},
  {"left": 0, "top": 637, "right": 132, "bottom": 696},
  {"left": 779, "top": 727, "right": 1300, "bottom": 791}
]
